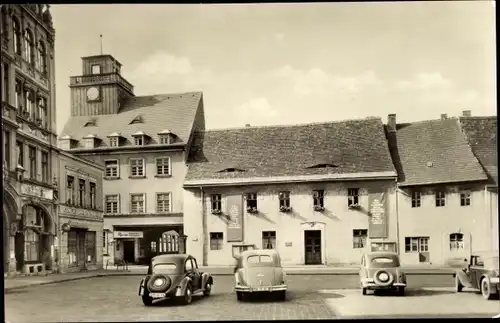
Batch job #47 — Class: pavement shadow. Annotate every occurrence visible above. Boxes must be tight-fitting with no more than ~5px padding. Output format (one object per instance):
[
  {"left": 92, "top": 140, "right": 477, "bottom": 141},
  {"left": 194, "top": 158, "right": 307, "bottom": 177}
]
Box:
[
  {"left": 241, "top": 291, "right": 296, "bottom": 303},
  {"left": 373, "top": 289, "right": 454, "bottom": 297},
  {"left": 4, "top": 289, "right": 29, "bottom": 295},
  {"left": 151, "top": 294, "right": 212, "bottom": 307}
]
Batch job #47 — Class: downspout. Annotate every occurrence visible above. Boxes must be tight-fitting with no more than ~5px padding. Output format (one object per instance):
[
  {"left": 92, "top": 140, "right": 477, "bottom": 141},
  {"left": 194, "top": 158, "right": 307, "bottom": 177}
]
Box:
[
  {"left": 395, "top": 180, "right": 401, "bottom": 255},
  {"left": 200, "top": 186, "right": 208, "bottom": 266}
]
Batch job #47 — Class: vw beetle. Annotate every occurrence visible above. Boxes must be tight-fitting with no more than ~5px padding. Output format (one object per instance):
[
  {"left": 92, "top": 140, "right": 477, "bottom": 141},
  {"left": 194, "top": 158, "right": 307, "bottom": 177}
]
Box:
[
  {"left": 138, "top": 254, "right": 213, "bottom": 306},
  {"left": 359, "top": 251, "right": 407, "bottom": 296},
  {"left": 234, "top": 249, "right": 287, "bottom": 301},
  {"left": 454, "top": 251, "right": 499, "bottom": 300}
]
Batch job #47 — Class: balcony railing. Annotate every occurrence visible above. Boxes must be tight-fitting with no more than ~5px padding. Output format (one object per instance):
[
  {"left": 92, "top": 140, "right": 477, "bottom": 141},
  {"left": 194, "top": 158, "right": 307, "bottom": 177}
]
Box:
[{"left": 70, "top": 73, "right": 134, "bottom": 94}]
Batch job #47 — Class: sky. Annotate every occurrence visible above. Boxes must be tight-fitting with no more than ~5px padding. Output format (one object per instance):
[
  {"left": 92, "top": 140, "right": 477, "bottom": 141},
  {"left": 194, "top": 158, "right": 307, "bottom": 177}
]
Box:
[{"left": 51, "top": 2, "right": 496, "bottom": 134}]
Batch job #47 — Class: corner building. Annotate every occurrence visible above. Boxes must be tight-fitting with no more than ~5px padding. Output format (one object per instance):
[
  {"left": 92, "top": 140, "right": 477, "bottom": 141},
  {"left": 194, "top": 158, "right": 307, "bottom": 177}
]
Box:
[
  {"left": 183, "top": 118, "right": 399, "bottom": 266},
  {"left": 59, "top": 53, "right": 206, "bottom": 265}
]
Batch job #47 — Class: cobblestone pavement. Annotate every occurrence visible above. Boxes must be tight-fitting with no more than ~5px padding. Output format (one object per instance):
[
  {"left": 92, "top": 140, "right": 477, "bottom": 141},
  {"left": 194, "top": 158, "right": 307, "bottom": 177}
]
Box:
[
  {"left": 5, "top": 274, "right": 457, "bottom": 322},
  {"left": 321, "top": 288, "right": 500, "bottom": 318}
]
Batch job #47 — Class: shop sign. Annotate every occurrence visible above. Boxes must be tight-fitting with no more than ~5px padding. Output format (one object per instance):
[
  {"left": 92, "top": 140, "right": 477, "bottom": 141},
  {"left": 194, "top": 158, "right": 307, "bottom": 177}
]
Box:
[
  {"left": 21, "top": 183, "right": 53, "bottom": 200},
  {"left": 59, "top": 205, "right": 101, "bottom": 220},
  {"left": 113, "top": 231, "right": 144, "bottom": 239}
]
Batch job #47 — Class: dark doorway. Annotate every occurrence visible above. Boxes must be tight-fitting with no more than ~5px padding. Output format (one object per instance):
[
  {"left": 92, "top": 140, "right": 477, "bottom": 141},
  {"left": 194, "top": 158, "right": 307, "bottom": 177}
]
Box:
[
  {"left": 123, "top": 240, "right": 135, "bottom": 263},
  {"left": 77, "top": 232, "right": 86, "bottom": 269},
  {"left": 15, "top": 232, "right": 24, "bottom": 271},
  {"left": 304, "top": 230, "right": 322, "bottom": 265}
]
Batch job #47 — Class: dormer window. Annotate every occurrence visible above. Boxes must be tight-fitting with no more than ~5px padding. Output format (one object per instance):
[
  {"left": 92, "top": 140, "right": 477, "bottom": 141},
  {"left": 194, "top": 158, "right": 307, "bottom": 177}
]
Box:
[
  {"left": 159, "top": 135, "right": 171, "bottom": 145},
  {"left": 106, "top": 132, "right": 121, "bottom": 148},
  {"left": 82, "top": 134, "right": 98, "bottom": 149},
  {"left": 59, "top": 135, "right": 75, "bottom": 150},
  {"left": 306, "top": 161, "right": 338, "bottom": 169},
  {"left": 132, "top": 131, "right": 147, "bottom": 146},
  {"left": 91, "top": 64, "right": 101, "bottom": 75},
  {"left": 158, "top": 129, "right": 175, "bottom": 145},
  {"left": 130, "top": 115, "right": 143, "bottom": 125},
  {"left": 218, "top": 167, "right": 246, "bottom": 173},
  {"left": 83, "top": 119, "right": 97, "bottom": 127}
]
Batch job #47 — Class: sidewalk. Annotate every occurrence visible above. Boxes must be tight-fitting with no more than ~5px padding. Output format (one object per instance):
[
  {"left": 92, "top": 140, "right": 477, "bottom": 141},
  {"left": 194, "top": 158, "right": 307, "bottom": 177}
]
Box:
[{"left": 4, "top": 264, "right": 454, "bottom": 292}]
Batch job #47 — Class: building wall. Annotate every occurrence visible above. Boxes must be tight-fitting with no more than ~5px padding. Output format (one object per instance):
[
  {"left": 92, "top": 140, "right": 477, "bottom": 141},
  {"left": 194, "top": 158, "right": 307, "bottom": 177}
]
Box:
[
  {"left": 488, "top": 188, "right": 498, "bottom": 251},
  {"left": 70, "top": 83, "right": 119, "bottom": 116},
  {"left": 184, "top": 180, "right": 398, "bottom": 266},
  {"left": 397, "top": 184, "right": 490, "bottom": 266}
]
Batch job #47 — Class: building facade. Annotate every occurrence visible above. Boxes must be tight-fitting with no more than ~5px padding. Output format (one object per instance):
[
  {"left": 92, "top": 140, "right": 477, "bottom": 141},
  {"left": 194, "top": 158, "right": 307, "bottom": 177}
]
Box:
[
  {"left": 1, "top": 4, "right": 59, "bottom": 276},
  {"left": 386, "top": 112, "right": 497, "bottom": 267},
  {"left": 183, "top": 119, "right": 399, "bottom": 266},
  {"left": 59, "top": 54, "right": 206, "bottom": 265},
  {"left": 56, "top": 150, "right": 104, "bottom": 273}
]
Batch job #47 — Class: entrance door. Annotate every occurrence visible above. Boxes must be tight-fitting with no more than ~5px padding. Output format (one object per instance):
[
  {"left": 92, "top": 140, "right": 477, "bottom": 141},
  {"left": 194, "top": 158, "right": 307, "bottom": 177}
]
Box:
[
  {"left": 77, "top": 232, "right": 86, "bottom": 269},
  {"left": 304, "top": 230, "right": 322, "bottom": 265},
  {"left": 123, "top": 240, "right": 135, "bottom": 263}
]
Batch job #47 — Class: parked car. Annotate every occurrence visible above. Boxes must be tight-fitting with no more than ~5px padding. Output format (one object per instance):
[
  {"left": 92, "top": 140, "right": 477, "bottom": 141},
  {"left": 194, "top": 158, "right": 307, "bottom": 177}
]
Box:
[
  {"left": 138, "top": 254, "right": 213, "bottom": 306},
  {"left": 454, "top": 251, "right": 499, "bottom": 300},
  {"left": 234, "top": 249, "right": 287, "bottom": 301},
  {"left": 359, "top": 251, "right": 407, "bottom": 296}
]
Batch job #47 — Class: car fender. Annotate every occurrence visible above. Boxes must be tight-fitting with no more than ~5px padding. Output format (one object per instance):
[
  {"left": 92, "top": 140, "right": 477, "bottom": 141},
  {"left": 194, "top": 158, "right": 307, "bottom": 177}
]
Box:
[
  {"left": 455, "top": 269, "right": 473, "bottom": 288},
  {"left": 179, "top": 276, "right": 192, "bottom": 295},
  {"left": 201, "top": 272, "right": 213, "bottom": 287},
  {"left": 138, "top": 278, "right": 145, "bottom": 296}
]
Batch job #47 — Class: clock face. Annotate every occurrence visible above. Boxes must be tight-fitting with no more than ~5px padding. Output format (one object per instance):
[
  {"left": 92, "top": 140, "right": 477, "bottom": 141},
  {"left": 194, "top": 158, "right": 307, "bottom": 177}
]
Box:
[{"left": 86, "top": 87, "right": 100, "bottom": 101}]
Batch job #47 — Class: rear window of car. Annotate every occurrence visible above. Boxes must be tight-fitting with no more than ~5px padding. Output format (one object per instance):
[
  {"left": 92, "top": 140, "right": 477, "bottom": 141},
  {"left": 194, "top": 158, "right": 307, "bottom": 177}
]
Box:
[
  {"left": 247, "top": 255, "right": 273, "bottom": 264},
  {"left": 153, "top": 263, "right": 177, "bottom": 273},
  {"left": 371, "top": 257, "right": 399, "bottom": 267}
]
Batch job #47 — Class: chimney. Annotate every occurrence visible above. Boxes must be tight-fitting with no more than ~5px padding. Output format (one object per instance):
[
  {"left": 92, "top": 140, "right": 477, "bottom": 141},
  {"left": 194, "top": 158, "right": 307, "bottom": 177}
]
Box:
[
  {"left": 245, "top": 124, "right": 251, "bottom": 127},
  {"left": 462, "top": 110, "right": 471, "bottom": 117},
  {"left": 441, "top": 113, "right": 448, "bottom": 120},
  {"left": 387, "top": 114, "right": 396, "bottom": 132}
]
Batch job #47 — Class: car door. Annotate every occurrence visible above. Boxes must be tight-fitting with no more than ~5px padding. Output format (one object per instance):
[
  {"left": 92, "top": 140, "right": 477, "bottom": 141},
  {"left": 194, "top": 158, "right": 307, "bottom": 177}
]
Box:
[
  {"left": 191, "top": 257, "right": 203, "bottom": 290},
  {"left": 186, "top": 258, "right": 201, "bottom": 291}
]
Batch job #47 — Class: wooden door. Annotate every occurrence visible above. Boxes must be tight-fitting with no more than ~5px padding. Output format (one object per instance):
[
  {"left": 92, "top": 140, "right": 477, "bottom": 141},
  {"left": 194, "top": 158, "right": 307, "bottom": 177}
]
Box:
[
  {"left": 77, "top": 232, "right": 86, "bottom": 269},
  {"left": 304, "top": 230, "right": 322, "bottom": 265}
]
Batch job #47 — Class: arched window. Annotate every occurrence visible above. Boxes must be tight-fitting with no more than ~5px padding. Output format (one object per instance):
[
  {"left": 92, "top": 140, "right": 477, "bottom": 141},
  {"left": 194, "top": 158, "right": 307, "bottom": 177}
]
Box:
[
  {"left": 37, "top": 41, "right": 47, "bottom": 73},
  {"left": 449, "top": 233, "right": 464, "bottom": 251},
  {"left": 12, "top": 17, "right": 21, "bottom": 55},
  {"left": 37, "top": 97, "right": 47, "bottom": 126},
  {"left": 1, "top": 7, "right": 8, "bottom": 39},
  {"left": 25, "top": 89, "right": 34, "bottom": 118},
  {"left": 24, "top": 29, "right": 34, "bottom": 64},
  {"left": 24, "top": 207, "right": 44, "bottom": 262}
]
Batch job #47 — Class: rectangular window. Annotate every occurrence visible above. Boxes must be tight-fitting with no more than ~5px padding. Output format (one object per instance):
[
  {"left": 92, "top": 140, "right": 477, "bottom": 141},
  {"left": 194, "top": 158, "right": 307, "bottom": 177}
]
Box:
[
  {"left": 211, "top": 194, "right": 222, "bottom": 212},
  {"left": 41, "top": 151, "right": 48, "bottom": 183},
  {"left": 449, "top": 233, "right": 464, "bottom": 250},
  {"left": 3, "top": 131, "right": 10, "bottom": 170},
  {"left": 411, "top": 190, "right": 421, "bottom": 208},
  {"left": 156, "top": 193, "right": 171, "bottom": 213},
  {"left": 16, "top": 141, "right": 23, "bottom": 166},
  {"left": 104, "top": 160, "right": 119, "bottom": 178},
  {"left": 91, "top": 64, "right": 101, "bottom": 74},
  {"left": 66, "top": 175, "right": 74, "bottom": 205},
  {"left": 278, "top": 191, "right": 290, "bottom": 208},
  {"left": 85, "top": 231, "right": 96, "bottom": 264},
  {"left": 105, "top": 195, "right": 119, "bottom": 214},
  {"left": 405, "top": 237, "right": 430, "bottom": 253},
  {"left": 210, "top": 232, "right": 223, "bottom": 250},
  {"left": 156, "top": 157, "right": 171, "bottom": 176},
  {"left": 109, "top": 137, "right": 118, "bottom": 147},
  {"left": 15, "top": 80, "right": 22, "bottom": 110},
  {"left": 159, "top": 135, "right": 171, "bottom": 144},
  {"left": 89, "top": 182, "right": 96, "bottom": 209},
  {"left": 460, "top": 190, "right": 471, "bottom": 206},
  {"left": 435, "top": 190, "right": 446, "bottom": 207},
  {"left": 78, "top": 179, "right": 86, "bottom": 207},
  {"left": 130, "top": 158, "right": 144, "bottom": 177},
  {"left": 1, "top": 63, "right": 9, "bottom": 104},
  {"left": 134, "top": 136, "right": 144, "bottom": 146},
  {"left": 28, "top": 145, "right": 36, "bottom": 179},
  {"left": 130, "top": 193, "right": 145, "bottom": 213},
  {"left": 246, "top": 193, "right": 258, "bottom": 210},
  {"left": 67, "top": 231, "right": 77, "bottom": 266},
  {"left": 262, "top": 231, "right": 276, "bottom": 249},
  {"left": 313, "top": 190, "right": 324, "bottom": 207},
  {"left": 24, "top": 228, "right": 40, "bottom": 262},
  {"left": 353, "top": 229, "right": 368, "bottom": 248},
  {"left": 348, "top": 188, "right": 360, "bottom": 206},
  {"left": 38, "top": 97, "right": 47, "bottom": 128},
  {"left": 103, "top": 231, "right": 109, "bottom": 256}
]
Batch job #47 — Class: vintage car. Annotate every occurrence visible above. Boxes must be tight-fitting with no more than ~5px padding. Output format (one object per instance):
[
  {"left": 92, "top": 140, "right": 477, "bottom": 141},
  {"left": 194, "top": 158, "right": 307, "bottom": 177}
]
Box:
[
  {"left": 359, "top": 251, "right": 407, "bottom": 296},
  {"left": 138, "top": 254, "right": 213, "bottom": 306},
  {"left": 234, "top": 249, "right": 287, "bottom": 301},
  {"left": 454, "top": 251, "right": 499, "bottom": 300}
]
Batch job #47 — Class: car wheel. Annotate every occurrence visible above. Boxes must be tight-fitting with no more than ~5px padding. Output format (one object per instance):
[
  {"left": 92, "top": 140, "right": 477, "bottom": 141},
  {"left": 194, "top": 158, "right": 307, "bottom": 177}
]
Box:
[
  {"left": 397, "top": 287, "right": 405, "bottom": 296},
  {"left": 455, "top": 276, "right": 463, "bottom": 293},
  {"left": 180, "top": 284, "right": 193, "bottom": 305},
  {"left": 142, "top": 294, "right": 153, "bottom": 306},
  {"left": 277, "top": 291, "right": 286, "bottom": 301},
  {"left": 236, "top": 292, "right": 243, "bottom": 301},
  {"left": 203, "top": 282, "right": 212, "bottom": 296},
  {"left": 362, "top": 288, "right": 367, "bottom": 295},
  {"left": 481, "top": 278, "right": 494, "bottom": 300}
]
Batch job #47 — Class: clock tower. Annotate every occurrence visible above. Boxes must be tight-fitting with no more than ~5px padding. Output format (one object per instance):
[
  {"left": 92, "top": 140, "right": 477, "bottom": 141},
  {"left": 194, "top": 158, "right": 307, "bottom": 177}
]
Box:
[{"left": 69, "top": 54, "right": 135, "bottom": 116}]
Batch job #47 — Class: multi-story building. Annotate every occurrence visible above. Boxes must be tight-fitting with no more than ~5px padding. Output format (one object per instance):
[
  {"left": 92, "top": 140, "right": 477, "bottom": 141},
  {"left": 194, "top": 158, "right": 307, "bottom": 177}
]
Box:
[
  {"left": 386, "top": 112, "right": 497, "bottom": 266},
  {"left": 56, "top": 150, "right": 104, "bottom": 273},
  {"left": 183, "top": 118, "right": 399, "bottom": 266},
  {"left": 58, "top": 53, "right": 206, "bottom": 265},
  {"left": 1, "top": 4, "right": 105, "bottom": 276}
]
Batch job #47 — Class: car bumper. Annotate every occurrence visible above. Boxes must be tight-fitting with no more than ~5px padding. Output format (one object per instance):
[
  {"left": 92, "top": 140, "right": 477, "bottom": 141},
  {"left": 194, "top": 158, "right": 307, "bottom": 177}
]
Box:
[
  {"left": 490, "top": 277, "right": 500, "bottom": 293},
  {"left": 362, "top": 280, "right": 406, "bottom": 289},
  {"left": 235, "top": 284, "right": 288, "bottom": 292}
]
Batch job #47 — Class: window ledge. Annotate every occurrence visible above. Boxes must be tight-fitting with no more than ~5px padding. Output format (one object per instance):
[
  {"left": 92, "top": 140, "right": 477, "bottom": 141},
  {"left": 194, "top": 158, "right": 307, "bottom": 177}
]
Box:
[
  {"left": 155, "top": 174, "right": 172, "bottom": 178},
  {"left": 104, "top": 176, "right": 121, "bottom": 180},
  {"left": 129, "top": 175, "right": 146, "bottom": 179}
]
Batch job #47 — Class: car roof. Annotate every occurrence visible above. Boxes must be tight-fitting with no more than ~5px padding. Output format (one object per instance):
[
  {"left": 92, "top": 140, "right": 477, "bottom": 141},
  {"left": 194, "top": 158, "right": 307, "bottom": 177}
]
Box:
[
  {"left": 240, "top": 249, "right": 279, "bottom": 258},
  {"left": 365, "top": 251, "right": 399, "bottom": 258},
  {"left": 151, "top": 253, "right": 191, "bottom": 265},
  {"left": 471, "top": 250, "right": 499, "bottom": 257}
]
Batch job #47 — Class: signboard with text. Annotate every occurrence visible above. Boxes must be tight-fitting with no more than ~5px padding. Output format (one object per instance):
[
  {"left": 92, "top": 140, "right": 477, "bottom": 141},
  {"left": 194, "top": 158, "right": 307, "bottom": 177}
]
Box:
[
  {"left": 226, "top": 195, "right": 244, "bottom": 242},
  {"left": 368, "top": 190, "right": 388, "bottom": 238},
  {"left": 113, "top": 231, "right": 144, "bottom": 239}
]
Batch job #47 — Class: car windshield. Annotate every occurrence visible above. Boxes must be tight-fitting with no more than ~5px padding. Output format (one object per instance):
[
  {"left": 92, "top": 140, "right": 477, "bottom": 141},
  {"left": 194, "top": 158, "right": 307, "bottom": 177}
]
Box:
[
  {"left": 152, "top": 263, "right": 177, "bottom": 274},
  {"left": 370, "top": 256, "right": 399, "bottom": 268}
]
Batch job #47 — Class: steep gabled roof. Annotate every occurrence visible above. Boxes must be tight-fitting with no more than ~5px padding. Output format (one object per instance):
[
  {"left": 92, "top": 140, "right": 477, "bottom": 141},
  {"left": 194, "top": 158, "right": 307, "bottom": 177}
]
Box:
[
  {"left": 185, "top": 117, "right": 397, "bottom": 183},
  {"left": 459, "top": 116, "right": 498, "bottom": 185},
  {"left": 60, "top": 92, "right": 202, "bottom": 148},
  {"left": 386, "top": 118, "right": 488, "bottom": 186}
]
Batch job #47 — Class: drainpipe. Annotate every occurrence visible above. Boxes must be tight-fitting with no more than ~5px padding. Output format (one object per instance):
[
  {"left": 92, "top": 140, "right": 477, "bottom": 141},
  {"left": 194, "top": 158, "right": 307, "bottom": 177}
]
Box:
[
  {"left": 395, "top": 181, "right": 401, "bottom": 255},
  {"left": 200, "top": 186, "right": 208, "bottom": 266}
]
